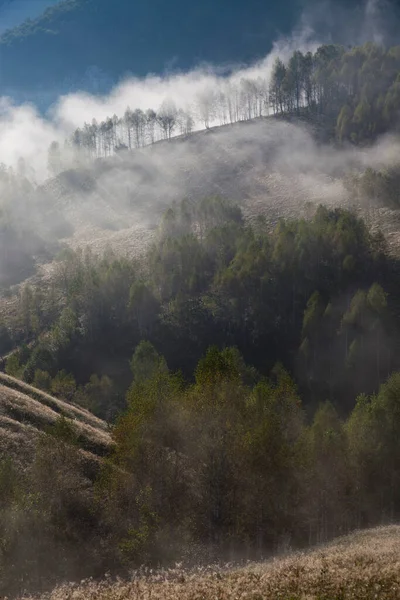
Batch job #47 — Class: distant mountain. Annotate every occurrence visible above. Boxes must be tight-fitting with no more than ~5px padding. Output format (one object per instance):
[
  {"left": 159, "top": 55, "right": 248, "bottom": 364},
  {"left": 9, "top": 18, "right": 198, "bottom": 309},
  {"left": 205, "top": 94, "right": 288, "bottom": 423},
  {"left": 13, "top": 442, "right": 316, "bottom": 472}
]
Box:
[
  {"left": 0, "top": 0, "right": 302, "bottom": 100},
  {"left": 0, "top": 1, "right": 59, "bottom": 34}
]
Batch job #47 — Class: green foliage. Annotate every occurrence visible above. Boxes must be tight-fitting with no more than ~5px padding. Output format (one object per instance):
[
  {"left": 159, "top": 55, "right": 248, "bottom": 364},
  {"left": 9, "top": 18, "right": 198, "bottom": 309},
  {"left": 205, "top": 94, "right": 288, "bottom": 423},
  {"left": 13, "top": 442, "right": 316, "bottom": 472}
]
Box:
[
  {"left": 269, "top": 42, "right": 400, "bottom": 144},
  {"left": 50, "top": 370, "right": 76, "bottom": 401},
  {"left": 303, "top": 291, "right": 324, "bottom": 336},
  {"left": 5, "top": 354, "right": 22, "bottom": 378},
  {"left": 130, "top": 341, "right": 168, "bottom": 384},
  {"left": 4, "top": 196, "right": 400, "bottom": 592},
  {"left": 25, "top": 345, "right": 56, "bottom": 381},
  {"left": 118, "top": 486, "right": 160, "bottom": 564},
  {"left": 195, "top": 345, "right": 243, "bottom": 388},
  {"left": 9, "top": 200, "right": 397, "bottom": 417},
  {"left": 4, "top": 336, "right": 400, "bottom": 594},
  {"left": 349, "top": 165, "right": 400, "bottom": 209},
  {"left": 33, "top": 369, "right": 51, "bottom": 391},
  {"left": 0, "top": 323, "right": 11, "bottom": 356},
  {"left": 44, "top": 415, "right": 79, "bottom": 447},
  {"left": 367, "top": 283, "right": 387, "bottom": 313},
  {"left": 74, "top": 373, "right": 117, "bottom": 420}
]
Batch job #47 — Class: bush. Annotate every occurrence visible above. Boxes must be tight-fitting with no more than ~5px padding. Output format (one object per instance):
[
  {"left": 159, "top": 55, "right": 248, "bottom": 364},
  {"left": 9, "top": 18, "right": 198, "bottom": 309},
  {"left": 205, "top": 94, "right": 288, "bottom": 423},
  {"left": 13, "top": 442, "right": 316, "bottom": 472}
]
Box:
[
  {"left": 51, "top": 370, "right": 76, "bottom": 401},
  {"left": 33, "top": 369, "right": 52, "bottom": 391}
]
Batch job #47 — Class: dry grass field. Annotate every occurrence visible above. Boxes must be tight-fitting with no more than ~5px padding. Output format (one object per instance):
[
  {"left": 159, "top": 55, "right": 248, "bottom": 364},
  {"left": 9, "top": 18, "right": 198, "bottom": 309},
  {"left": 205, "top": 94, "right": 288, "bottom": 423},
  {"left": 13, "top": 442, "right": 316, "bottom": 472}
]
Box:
[
  {"left": 0, "top": 372, "right": 113, "bottom": 466},
  {"left": 19, "top": 526, "right": 400, "bottom": 600}
]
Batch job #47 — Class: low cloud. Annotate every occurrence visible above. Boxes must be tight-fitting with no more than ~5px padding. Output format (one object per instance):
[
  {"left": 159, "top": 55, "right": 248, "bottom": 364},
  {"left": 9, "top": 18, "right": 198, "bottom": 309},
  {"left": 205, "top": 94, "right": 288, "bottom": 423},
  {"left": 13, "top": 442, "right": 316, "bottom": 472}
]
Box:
[
  {"left": 0, "top": 7, "right": 320, "bottom": 181},
  {"left": 0, "top": 0, "right": 396, "bottom": 186}
]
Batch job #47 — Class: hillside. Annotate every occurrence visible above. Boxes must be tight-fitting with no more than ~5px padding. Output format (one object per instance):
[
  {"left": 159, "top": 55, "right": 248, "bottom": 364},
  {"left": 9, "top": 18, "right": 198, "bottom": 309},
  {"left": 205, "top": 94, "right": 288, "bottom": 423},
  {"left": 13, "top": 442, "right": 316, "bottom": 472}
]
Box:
[
  {"left": 21, "top": 118, "right": 400, "bottom": 259},
  {"left": 21, "top": 526, "right": 400, "bottom": 599},
  {"left": 2, "top": 118, "right": 338, "bottom": 292},
  {"left": 0, "top": 370, "right": 116, "bottom": 597},
  {"left": 0, "top": 371, "right": 112, "bottom": 463}
]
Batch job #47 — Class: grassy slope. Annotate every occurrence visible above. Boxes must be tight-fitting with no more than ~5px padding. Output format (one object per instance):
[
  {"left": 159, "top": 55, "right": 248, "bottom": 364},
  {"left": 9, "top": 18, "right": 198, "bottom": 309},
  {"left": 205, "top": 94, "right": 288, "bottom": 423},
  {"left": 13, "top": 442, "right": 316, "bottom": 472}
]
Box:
[
  {"left": 0, "top": 372, "right": 113, "bottom": 465},
  {"left": 26, "top": 526, "right": 400, "bottom": 599},
  {"left": 3, "top": 117, "right": 400, "bottom": 326},
  {"left": 42, "top": 119, "right": 400, "bottom": 259}
]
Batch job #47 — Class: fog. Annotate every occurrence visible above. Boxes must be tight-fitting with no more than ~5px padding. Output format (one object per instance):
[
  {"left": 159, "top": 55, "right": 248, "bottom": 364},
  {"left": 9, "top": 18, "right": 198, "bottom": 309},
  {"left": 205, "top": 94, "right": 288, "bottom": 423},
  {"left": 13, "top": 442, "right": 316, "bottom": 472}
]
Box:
[
  {"left": 0, "top": 0, "right": 398, "bottom": 286},
  {"left": 3, "top": 116, "right": 398, "bottom": 267},
  {"left": 0, "top": 0, "right": 392, "bottom": 177},
  {"left": 0, "top": 29, "right": 317, "bottom": 181}
]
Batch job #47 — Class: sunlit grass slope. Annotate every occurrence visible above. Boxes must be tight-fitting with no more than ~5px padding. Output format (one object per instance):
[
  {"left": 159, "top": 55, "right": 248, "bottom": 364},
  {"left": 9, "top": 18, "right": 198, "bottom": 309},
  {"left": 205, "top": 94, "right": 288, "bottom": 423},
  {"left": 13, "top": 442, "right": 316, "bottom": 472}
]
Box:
[
  {"left": 24, "top": 526, "right": 400, "bottom": 599},
  {"left": 0, "top": 372, "right": 113, "bottom": 464}
]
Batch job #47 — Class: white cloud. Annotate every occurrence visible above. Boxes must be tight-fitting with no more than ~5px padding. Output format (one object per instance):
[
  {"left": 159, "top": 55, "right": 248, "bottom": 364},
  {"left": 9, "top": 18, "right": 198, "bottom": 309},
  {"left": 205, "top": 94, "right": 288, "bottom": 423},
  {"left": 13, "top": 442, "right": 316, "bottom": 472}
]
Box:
[
  {"left": 0, "top": 99, "right": 65, "bottom": 179},
  {"left": 0, "top": 0, "right": 394, "bottom": 182}
]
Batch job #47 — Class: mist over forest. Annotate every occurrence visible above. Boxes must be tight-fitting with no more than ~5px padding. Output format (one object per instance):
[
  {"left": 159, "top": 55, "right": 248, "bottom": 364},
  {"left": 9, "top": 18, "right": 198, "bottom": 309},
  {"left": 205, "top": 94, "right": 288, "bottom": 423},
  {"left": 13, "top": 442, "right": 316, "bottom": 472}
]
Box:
[{"left": 3, "top": 0, "right": 400, "bottom": 598}]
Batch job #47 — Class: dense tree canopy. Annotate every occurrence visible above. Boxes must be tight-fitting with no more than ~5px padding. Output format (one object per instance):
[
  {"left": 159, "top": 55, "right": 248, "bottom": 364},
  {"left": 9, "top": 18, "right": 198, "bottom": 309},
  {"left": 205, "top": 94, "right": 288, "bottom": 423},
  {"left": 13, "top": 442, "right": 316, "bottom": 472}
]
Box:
[
  {"left": 2, "top": 197, "right": 394, "bottom": 418},
  {"left": 1, "top": 194, "right": 400, "bottom": 594}
]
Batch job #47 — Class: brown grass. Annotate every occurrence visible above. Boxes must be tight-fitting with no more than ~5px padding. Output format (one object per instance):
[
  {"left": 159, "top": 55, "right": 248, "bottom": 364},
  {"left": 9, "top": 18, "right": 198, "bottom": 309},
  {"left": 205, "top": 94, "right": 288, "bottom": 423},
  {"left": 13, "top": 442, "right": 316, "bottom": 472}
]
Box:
[
  {"left": 0, "top": 375, "right": 113, "bottom": 463},
  {"left": 19, "top": 526, "right": 400, "bottom": 599},
  {"left": 0, "top": 373, "right": 108, "bottom": 430}
]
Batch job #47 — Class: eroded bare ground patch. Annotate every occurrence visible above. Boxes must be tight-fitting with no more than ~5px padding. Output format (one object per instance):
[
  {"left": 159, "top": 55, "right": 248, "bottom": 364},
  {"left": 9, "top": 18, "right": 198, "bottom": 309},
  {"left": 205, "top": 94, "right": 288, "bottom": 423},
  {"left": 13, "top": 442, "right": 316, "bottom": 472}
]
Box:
[{"left": 21, "top": 526, "right": 400, "bottom": 600}]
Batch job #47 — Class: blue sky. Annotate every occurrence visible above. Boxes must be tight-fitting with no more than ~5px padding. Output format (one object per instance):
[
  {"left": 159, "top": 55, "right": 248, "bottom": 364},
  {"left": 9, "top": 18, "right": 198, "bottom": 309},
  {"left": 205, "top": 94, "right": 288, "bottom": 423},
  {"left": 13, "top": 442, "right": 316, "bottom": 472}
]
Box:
[
  {"left": 0, "top": 0, "right": 58, "bottom": 33},
  {"left": 0, "top": 0, "right": 397, "bottom": 106}
]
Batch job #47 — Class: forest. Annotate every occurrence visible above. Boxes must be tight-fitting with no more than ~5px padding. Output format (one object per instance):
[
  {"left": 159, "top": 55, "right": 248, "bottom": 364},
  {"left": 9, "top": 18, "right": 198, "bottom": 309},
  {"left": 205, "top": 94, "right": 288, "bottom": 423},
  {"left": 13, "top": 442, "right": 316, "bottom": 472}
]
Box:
[
  {"left": 2, "top": 196, "right": 400, "bottom": 594},
  {"left": 2, "top": 198, "right": 393, "bottom": 418},
  {"left": 3, "top": 41, "right": 400, "bottom": 597}
]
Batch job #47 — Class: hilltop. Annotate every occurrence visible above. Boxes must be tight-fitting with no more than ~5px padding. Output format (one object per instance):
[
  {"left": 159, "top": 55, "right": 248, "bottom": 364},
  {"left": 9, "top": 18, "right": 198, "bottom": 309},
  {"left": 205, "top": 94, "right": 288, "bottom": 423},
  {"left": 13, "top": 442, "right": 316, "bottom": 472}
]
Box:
[{"left": 20, "top": 526, "right": 400, "bottom": 599}]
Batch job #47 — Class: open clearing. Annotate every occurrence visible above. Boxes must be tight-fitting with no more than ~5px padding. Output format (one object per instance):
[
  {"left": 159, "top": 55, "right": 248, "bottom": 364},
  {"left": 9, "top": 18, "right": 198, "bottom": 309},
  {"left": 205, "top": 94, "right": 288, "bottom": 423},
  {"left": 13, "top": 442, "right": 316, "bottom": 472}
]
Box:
[{"left": 22, "top": 525, "right": 400, "bottom": 599}]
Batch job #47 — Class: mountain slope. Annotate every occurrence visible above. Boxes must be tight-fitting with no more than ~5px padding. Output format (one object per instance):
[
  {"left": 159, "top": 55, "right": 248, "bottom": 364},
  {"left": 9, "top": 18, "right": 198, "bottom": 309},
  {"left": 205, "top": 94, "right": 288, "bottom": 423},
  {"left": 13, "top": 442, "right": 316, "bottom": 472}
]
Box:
[
  {"left": 0, "top": 370, "right": 115, "bottom": 597},
  {"left": 2, "top": 116, "right": 400, "bottom": 296},
  {"left": 0, "top": 371, "right": 112, "bottom": 465},
  {"left": 36, "top": 119, "right": 400, "bottom": 257},
  {"left": 22, "top": 526, "right": 400, "bottom": 599}
]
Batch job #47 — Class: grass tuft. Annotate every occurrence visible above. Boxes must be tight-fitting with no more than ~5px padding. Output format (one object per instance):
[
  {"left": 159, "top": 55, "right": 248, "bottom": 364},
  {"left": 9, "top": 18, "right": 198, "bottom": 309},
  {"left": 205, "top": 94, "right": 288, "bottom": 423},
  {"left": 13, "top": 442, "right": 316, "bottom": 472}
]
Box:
[{"left": 18, "top": 526, "right": 400, "bottom": 599}]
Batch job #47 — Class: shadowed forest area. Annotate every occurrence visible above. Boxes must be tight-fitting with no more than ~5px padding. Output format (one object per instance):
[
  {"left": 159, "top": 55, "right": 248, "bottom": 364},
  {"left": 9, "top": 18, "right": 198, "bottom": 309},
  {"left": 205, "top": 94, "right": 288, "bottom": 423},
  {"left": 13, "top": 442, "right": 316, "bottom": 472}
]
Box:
[{"left": 2, "top": 197, "right": 400, "bottom": 596}]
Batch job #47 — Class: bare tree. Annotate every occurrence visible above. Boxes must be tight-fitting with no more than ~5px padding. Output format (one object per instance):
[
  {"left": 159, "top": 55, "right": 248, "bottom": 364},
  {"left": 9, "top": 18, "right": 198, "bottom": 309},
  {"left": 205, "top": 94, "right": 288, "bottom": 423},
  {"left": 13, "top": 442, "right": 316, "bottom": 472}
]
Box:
[
  {"left": 269, "top": 57, "right": 287, "bottom": 115},
  {"left": 288, "top": 51, "right": 305, "bottom": 114},
  {"left": 196, "top": 88, "right": 217, "bottom": 129},
  {"left": 131, "top": 109, "right": 146, "bottom": 148},
  {"left": 216, "top": 88, "right": 229, "bottom": 125},
  {"left": 255, "top": 76, "right": 269, "bottom": 117},
  {"left": 177, "top": 108, "right": 195, "bottom": 135},
  {"left": 145, "top": 109, "right": 157, "bottom": 144},
  {"left": 124, "top": 107, "right": 134, "bottom": 150},
  {"left": 157, "top": 100, "right": 178, "bottom": 140}
]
